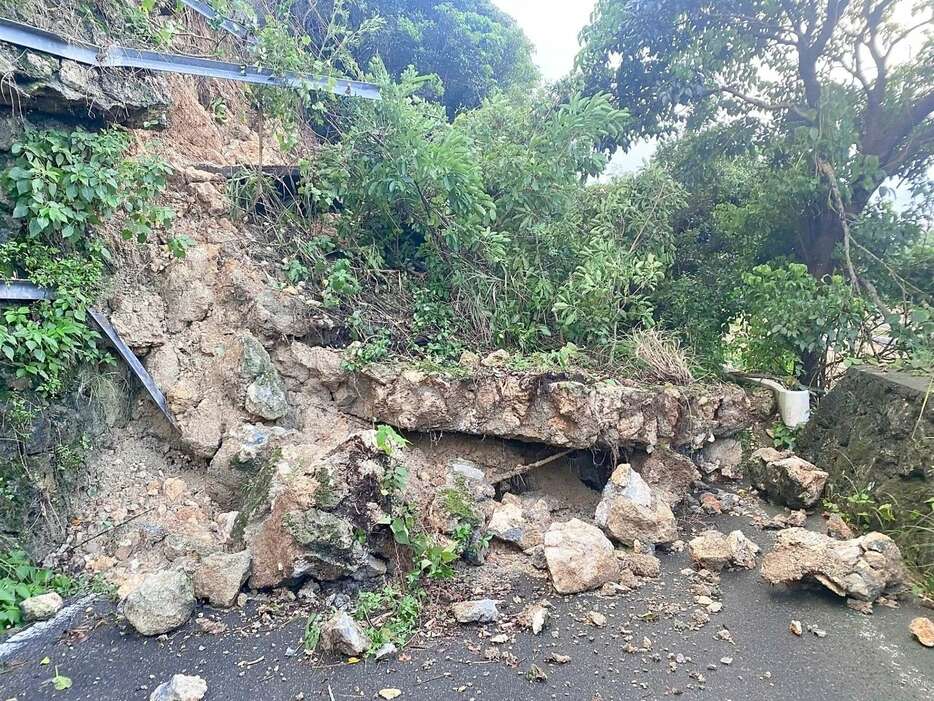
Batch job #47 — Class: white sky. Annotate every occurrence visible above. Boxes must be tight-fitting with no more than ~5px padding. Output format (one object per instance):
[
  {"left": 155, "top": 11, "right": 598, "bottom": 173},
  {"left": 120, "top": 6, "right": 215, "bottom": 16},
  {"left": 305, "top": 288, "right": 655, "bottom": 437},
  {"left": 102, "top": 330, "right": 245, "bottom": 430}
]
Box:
[{"left": 492, "top": 0, "right": 596, "bottom": 82}]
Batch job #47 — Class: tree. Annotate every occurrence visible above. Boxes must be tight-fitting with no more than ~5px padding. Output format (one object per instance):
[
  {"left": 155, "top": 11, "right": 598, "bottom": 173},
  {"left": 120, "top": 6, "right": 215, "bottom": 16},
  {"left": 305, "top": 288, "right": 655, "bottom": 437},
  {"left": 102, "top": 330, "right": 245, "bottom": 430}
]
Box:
[
  {"left": 299, "top": 0, "right": 538, "bottom": 117},
  {"left": 576, "top": 0, "right": 934, "bottom": 279}
]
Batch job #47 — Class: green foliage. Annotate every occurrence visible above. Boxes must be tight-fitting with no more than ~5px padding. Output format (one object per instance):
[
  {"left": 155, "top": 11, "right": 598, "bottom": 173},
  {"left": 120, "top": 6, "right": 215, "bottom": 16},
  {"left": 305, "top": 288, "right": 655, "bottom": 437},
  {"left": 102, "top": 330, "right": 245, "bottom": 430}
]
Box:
[
  {"left": 353, "top": 583, "right": 423, "bottom": 651},
  {"left": 0, "top": 550, "right": 75, "bottom": 629},
  {"left": 303, "top": 612, "right": 322, "bottom": 652},
  {"left": 5, "top": 128, "right": 172, "bottom": 248},
  {"left": 374, "top": 424, "right": 409, "bottom": 457},
  {"left": 1, "top": 127, "right": 172, "bottom": 395},
  {"left": 307, "top": 0, "right": 538, "bottom": 117},
  {"left": 733, "top": 263, "right": 865, "bottom": 383},
  {"left": 769, "top": 423, "right": 799, "bottom": 451}
]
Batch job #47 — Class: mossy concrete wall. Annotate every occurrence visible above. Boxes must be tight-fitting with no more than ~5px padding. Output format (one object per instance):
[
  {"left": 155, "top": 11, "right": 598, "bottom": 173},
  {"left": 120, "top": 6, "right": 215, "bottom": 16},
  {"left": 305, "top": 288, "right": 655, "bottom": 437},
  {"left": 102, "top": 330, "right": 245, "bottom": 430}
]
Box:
[{"left": 798, "top": 365, "right": 932, "bottom": 567}]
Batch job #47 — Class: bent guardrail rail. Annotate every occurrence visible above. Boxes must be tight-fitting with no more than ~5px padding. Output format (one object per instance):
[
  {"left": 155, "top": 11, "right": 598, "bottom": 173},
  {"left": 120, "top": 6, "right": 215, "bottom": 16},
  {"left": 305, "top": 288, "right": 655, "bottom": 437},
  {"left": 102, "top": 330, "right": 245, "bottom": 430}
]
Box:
[
  {"left": 0, "top": 17, "right": 381, "bottom": 100},
  {"left": 1, "top": 280, "right": 179, "bottom": 431}
]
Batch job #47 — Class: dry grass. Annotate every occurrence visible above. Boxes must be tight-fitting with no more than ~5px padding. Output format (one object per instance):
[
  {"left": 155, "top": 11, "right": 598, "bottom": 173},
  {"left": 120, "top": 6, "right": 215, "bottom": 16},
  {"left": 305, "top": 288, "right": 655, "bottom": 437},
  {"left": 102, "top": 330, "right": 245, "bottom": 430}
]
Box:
[{"left": 628, "top": 328, "right": 695, "bottom": 385}]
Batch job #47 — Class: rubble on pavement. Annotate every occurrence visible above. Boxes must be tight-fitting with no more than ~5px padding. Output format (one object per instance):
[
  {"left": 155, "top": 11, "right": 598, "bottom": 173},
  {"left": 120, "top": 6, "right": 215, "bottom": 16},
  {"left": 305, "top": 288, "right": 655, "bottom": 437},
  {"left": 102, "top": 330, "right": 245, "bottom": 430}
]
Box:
[{"left": 747, "top": 448, "right": 828, "bottom": 508}]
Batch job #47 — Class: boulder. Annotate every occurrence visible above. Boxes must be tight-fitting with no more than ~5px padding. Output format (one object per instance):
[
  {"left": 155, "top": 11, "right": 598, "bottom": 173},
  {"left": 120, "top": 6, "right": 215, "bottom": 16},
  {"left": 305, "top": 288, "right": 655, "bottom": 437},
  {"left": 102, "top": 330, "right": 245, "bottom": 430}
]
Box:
[
  {"left": 544, "top": 519, "right": 620, "bottom": 594},
  {"left": 594, "top": 464, "right": 677, "bottom": 545},
  {"left": 149, "top": 675, "right": 207, "bottom": 701},
  {"left": 487, "top": 494, "right": 551, "bottom": 549},
  {"left": 123, "top": 570, "right": 195, "bottom": 636},
  {"left": 192, "top": 550, "right": 252, "bottom": 608},
  {"left": 319, "top": 611, "right": 369, "bottom": 656},
  {"left": 207, "top": 423, "right": 294, "bottom": 504},
  {"left": 20, "top": 592, "right": 63, "bottom": 622},
  {"left": 688, "top": 530, "right": 760, "bottom": 571},
  {"left": 760, "top": 528, "right": 905, "bottom": 602},
  {"left": 748, "top": 448, "right": 828, "bottom": 508},
  {"left": 631, "top": 448, "right": 699, "bottom": 505},
  {"left": 451, "top": 599, "right": 500, "bottom": 624},
  {"left": 241, "top": 432, "right": 388, "bottom": 589}
]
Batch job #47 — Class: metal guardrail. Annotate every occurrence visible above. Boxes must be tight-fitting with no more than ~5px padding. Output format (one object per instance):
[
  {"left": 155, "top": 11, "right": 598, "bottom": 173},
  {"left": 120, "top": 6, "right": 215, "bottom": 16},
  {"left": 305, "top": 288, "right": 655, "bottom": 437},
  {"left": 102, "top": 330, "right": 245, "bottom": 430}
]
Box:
[
  {"left": 1, "top": 280, "right": 179, "bottom": 430},
  {"left": 0, "top": 17, "right": 381, "bottom": 100},
  {"left": 178, "top": 0, "right": 255, "bottom": 43}
]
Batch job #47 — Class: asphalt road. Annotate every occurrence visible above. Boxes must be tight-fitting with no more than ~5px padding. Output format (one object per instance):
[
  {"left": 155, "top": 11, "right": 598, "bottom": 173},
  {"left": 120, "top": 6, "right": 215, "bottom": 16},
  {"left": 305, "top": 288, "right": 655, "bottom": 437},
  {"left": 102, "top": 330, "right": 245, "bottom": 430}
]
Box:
[{"left": 1, "top": 514, "right": 931, "bottom": 701}]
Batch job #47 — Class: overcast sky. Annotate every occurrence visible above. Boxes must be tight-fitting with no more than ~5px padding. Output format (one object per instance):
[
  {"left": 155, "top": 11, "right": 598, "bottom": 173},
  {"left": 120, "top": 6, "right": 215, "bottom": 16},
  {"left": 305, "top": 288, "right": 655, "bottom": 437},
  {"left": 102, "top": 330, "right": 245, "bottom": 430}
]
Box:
[{"left": 492, "top": 0, "right": 652, "bottom": 173}]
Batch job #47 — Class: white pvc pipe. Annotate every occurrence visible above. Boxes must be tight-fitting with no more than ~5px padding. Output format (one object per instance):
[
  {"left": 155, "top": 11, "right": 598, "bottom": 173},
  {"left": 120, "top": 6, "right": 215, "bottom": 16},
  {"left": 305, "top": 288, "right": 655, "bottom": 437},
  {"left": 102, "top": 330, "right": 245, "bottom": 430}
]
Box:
[{"left": 744, "top": 377, "right": 811, "bottom": 428}]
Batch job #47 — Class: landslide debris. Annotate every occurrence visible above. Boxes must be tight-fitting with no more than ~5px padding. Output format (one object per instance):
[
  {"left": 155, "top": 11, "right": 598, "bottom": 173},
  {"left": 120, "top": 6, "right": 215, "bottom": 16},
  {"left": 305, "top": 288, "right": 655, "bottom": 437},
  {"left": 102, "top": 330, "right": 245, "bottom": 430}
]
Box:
[{"left": 760, "top": 528, "right": 905, "bottom": 604}]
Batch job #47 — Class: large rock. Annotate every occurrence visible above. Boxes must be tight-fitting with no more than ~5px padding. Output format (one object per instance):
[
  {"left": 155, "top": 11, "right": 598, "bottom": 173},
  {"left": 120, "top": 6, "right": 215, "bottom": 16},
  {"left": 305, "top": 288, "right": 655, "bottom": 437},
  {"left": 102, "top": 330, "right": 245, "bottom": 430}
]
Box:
[
  {"left": 149, "top": 675, "right": 207, "bottom": 701},
  {"left": 487, "top": 494, "right": 551, "bottom": 549},
  {"left": 702, "top": 438, "right": 744, "bottom": 479},
  {"left": 192, "top": 550, "right": 252, "bottom": 608},
  {"left": 631, "top": 447, "right": 699, "bottom": 505},
  {"left": 20, "top": 592, "right": 63, "bottom": 622},
  {"left": 760, "top": 528, "right": 905, "bottom": 602},
  {"left": 688, "top": 529, "right": 760, "bottom": 571},
  {"left": 594, "top": 464, "right": 677, "bottom": 545},
  {"left": 123, "top": 570, "right": 195, "bottom": 636},
  {"left": 324, "top": 351, "right": 751, "bottom": 455},
  {"left": 319, "top": 611, "right": 368, "bottom": 656},
  {"left": 747, "top": 448, "right": 828, "bottom": 508},
  {"left": 207, "top": 423, "right": 295, "bottom": 505},
  {"left": 544, "top": 519, "right": 620, "bottom": 594},
  {"left": 240, "top": 432, "right": 389, "bottom": 589}
]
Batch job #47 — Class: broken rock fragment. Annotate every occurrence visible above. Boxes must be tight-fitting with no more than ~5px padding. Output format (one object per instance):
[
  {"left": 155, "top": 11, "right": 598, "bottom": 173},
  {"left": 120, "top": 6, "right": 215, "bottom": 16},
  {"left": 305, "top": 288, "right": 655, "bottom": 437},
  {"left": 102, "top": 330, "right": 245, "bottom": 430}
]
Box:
[
  {"left": 748, "top": 448, "right": 828, "bottom": 508},
  {"left": 825, "top": 513, "right": 855, "bottom": 540},
  {"left": 594, "top": 464, "right": 677, "bottom": 546},
  {"left": 616, "top": 551, "right": 661, "bottom": 578},
  {"left": 19, "top": 592, "right": 63, "bottom": 622},
  {"left": 123, "top": 570, "right": 195, "bottom": 636},
  {"left": 910, "top": 617, "right": 934, "bottom": 647},
  {"left": 544, "top": 518, "right": 620, "bottom": 594},
  {"left": 149, "top": 674, "right": 207, "bottom": 701},
  {"left": 192, "top": 550, "right": 252, "bottom": 608},
  {"left": 320, "top": 611, "right": 369, "bottom": 656},
  {"left": 487, "top": 493, "right": 551, "bottom": 549},
  {"left": 452, "top": 599, "right": 500, "bottom": 624},
  {"left": 688, "top": 530, "right": 760, "bottom": 571},
  {"left": 631, "top": 447, "right": 700, "bottom": 506},
  {"left": 760, "top": 528, "right": 905, "bottom": 602}
]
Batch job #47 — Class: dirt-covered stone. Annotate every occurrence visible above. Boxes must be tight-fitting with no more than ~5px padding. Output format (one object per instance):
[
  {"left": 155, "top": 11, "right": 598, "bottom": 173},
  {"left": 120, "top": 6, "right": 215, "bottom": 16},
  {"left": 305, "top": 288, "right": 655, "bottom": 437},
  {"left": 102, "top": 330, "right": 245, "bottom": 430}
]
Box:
[
  {"left": 760, "top": 528, "right": 905, "bottom": 602},
  {"left": 451, "top": 599, "right": 500, "bottom": 623},
  {"left": 487, "top": 494, "right": 551, "bottom": 549},
  {"left": 631, "top": 447, "right": 699, "bottom": 505},
  {"left": 122, "top": 570, "right": 195, "bottom": 636},
  {"left": 544, "top": 518, "right": 620, "bottom": 594},
  {"left": 238, "top": 432, "right": 390, "bottom": 589},
  {"left": 319, "top": 611, "right": 368, "bottom": 656},
  {"left": 594, "top": 464, "right": 677, "bottom": 546},
  {"left": 20, "top": 592, "right": 63, "bottom": 622},
  {"left": 688, "top": 530, "right": 760, "bottom": 571},
  {"left": 747, "top": 448, "right": 828, "bottom": 508},
  {"left": 149, "top": 675, "right": 207, "bottom": 701},
  {"left": 192, "top": 550, "right": 251, "bottom": 608}
]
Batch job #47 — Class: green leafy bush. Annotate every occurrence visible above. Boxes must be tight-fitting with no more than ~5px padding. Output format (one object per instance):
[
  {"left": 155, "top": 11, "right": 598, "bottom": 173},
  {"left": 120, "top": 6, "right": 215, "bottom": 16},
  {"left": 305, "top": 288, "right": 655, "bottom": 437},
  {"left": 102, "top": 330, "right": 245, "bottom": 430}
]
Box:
[
  {"left": 733, "top": 263, "right": 865, "bottom": 384},
  {"left": 0, "top": 550, "right": 75, "bottom": 629},
  {"left": 0, "top": 127, "right": 172, "bottom": 395}
]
